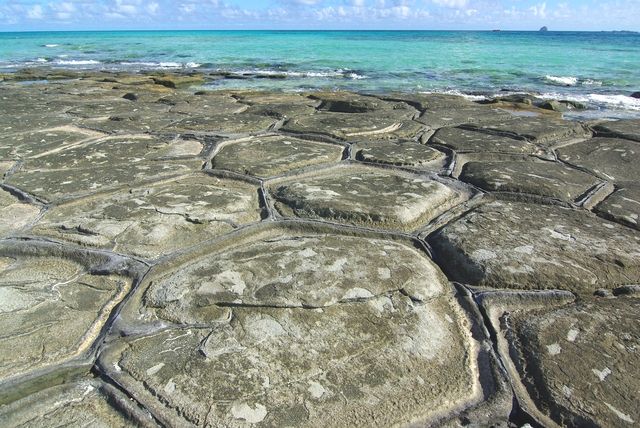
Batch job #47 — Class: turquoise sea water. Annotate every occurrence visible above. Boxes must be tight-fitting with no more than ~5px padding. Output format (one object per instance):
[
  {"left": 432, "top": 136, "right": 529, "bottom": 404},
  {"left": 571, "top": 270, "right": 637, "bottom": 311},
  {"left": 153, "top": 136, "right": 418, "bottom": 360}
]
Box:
[{"left": 1, "top": 30, "right": 639, "bottom": 118}]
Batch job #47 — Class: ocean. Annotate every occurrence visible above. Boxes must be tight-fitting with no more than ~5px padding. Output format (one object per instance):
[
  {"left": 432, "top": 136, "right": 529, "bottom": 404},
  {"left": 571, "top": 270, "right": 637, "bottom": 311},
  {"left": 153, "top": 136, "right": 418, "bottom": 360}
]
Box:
[{"left": 1, "top": 30, "right": 639, "bottom": 119}]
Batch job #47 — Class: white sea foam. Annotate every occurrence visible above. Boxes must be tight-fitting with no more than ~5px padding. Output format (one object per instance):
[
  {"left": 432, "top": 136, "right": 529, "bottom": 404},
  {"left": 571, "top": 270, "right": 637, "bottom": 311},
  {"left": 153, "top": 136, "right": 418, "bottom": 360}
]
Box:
[
  {"left": 54, "top": 59, "right": 101, "bottom": 65},
  {"left": 228, "top": 69, "right": 366, "bottom": 79},
  {"left": 119, "top": 61, "right": 201, "bottom": 69},
  {"left": 44, "top": 44, "right": 59, "bottom": 48},
  {"left": 545, "top": 75, "right": 579, "bottom": 86},
  {"left": 540, "top": 92, "right": 640, "bottom": 111},
  {"left": 419, "top": 90, "right": 486, "bottom": 101},
  {"left": 581, "top": 79, "right": 603, "bottom": 86},
  {"left": 35, "top": 58, "right": 48, "bottom": 63}
]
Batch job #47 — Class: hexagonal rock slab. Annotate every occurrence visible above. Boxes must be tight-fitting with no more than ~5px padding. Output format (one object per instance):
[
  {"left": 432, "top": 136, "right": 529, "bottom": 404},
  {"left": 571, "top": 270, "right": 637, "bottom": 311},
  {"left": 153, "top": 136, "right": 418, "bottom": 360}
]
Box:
[
  {"left": 281, "top": 110, "right": 423, "bottom": 141},
  {"left": 0, "top": 126, "right": 103, "bottom": 159},
  {"left": 213, "top": 135, "right": 344, "bottom": 177},
  {"left": 0, "top": 243, "right": 134, "bottom": 383},
  {"left": 0, "top": 189, "right": 40, "bottom": 237},
  {"left": 269, "top": 166, "right": 466, "bottom": 231},
  {"left": 496, "top": 295, "right": 640, "bottom": 427},
  {"left": 430, "top": 200, "right": 640, "bottom": 294},
  {"left": 415, "top": 105, "right": 513, "bottom": 129},
  {"left": 461, "top": 117, "right": 592, "bottom": 146},
  {"left": 31, "top": 174, "right": 261, "bottom": 259},
  {"left": 102, "top": 226, "right": 482, "bottom": 427},
  {"left": 459, "top": 160, "right": 601, "bottom": 202},
  {"left": 594, "top": 118, "right": 640, "bottom": 142},
  {"left": 354, "top": 140, "right": 446, "bottom": 168},
  {"left": 0, "top": 379, "right": 152, "bottom": 427},
  {"left": 164, "top": 114, "right": 278, "bottom": 135},
  {"left": 594, "top": 182, "right": 640, "bottom": 230},
  {"left": 557, "top": 137, "right": 639, "bottom": 182},
  {"left": 430, "top": 127, "right": 540, "bottom": 154}
]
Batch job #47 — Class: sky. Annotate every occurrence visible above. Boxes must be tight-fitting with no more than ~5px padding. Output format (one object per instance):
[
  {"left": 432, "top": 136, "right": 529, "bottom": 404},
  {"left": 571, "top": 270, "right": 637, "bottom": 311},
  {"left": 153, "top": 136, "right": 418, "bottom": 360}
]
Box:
[{"left": 0, "top": 0, "right": 639, "bottom": 31}]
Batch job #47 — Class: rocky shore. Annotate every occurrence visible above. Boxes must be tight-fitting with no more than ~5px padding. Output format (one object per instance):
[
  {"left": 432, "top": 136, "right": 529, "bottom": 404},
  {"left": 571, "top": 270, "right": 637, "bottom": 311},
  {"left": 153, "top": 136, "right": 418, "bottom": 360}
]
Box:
[{"left": 0, "top": 69, "right": 639, "bottom": 427}]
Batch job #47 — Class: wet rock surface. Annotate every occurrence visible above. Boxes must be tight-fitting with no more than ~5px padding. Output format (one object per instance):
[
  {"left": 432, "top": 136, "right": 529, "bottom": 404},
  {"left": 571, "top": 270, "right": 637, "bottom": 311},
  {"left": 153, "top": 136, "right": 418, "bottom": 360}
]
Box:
[{"left": 0, "top": 70, "right": 639, "bottom": 427}]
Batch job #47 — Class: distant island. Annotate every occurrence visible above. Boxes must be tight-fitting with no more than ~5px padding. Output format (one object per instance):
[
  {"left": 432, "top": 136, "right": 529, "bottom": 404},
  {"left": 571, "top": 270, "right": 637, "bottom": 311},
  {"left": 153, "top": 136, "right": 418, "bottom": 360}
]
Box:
[{"left": 539, "top": 26, "right": 548, "bottom": 32}]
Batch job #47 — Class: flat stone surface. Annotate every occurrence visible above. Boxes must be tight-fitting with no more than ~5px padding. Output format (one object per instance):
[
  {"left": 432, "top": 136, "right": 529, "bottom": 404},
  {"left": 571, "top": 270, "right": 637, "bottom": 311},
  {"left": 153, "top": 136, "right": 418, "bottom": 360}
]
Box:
[
  {"left": 0, "top": 380, "right": 138, "bottom": 427},
  {"left": 213, "top": 135, "right": 343, "bottom": 177},
  {"left": 137, "top": 230, "right": 446, "bottom": 324},
  {"left": 430, "top": 126, "right": 540, "bottom": 154},
  {"left": 0, "top": 126, "right": 102, "bottom": 159},
  {"left": 459, "top": 160, "right": 601, "bottom": 201},
  {"left": 282, "top": 111, "right": 422, "bottom": 141},
  {"left": 430, "top": 200, "right": 640, "bottom": 294},
  {"left": 7, "top": 158, "right": 203, "bottom": 203},
  {"left": 0, "top": 161, "right": 13, "bottom": 177},
  {"left": 595, "top": 182, "right": 640, "bottom": 229},
  {"left": 0, "top": 245, "right": 132, "bottom": 382},
  {"left": 558, "top": 137, "right": 640, "bottom": 182},
  {"left": 594, "top": 118, "right": 640, "bottom": 142},
  {"left": 354, "top": 140, "right": 446, "bottom": 167},
  {"left": 269, "top": 167, "right": 465, "bottom": 231},
  {"left": 31, "top": 174, "right": 261, "bottom": 259},
  {"left": 0, "top": 189, "right": 40, "bottom": 237},
  {"left": 165, "top": 114, "right": 278, "bottom": 134},
  {"left": 415, "top": 105, "right": 513, "bottom": 129},
  {"left": 505, "top": 296, "right": 640, "bottom": 427},
  {"left": 462, "top": 116, "right": 592, "bottom": 145}
]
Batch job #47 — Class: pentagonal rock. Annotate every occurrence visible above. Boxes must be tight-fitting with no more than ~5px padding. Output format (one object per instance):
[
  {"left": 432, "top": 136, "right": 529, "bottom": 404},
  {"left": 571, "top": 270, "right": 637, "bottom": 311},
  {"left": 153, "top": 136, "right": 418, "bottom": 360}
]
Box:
[
  {"left": 7, "top": 159, "right": 202, "bottom": 203},
  {"left": 430, "top": 127, "right": 539, "bottom": 154},
  {"left": 430, "top": 200, "right": 640, "bottom": 294},
  {"left": 311, "top": 91, "right": 413, "bottom": 114},
  {"left": 31, "top": 174, "right": 261, "bottom": 259},
  {"left": 282, "top": 110, "right": 423, "bottom": 141},
  {"left": 0, "top": 126, "right": 102, "bottom": 159},
  {"left": 0, "top": 189, "right": 40, "bottom": 237},
  {"left": 128, "top": 226, "right": 446, "bottom": 325},
  {"left": 213, "top": 135, "right": 343, "bottom": 177},
  {"left": 0, "top": 243, "right": 134, "bottom": 383},
  {"left": 102, "top": 224, "right": 481, "bottom": 426},
  {"left": 461, "top": 117, "right": 591, "bottom": 146},
  {"left": 459, "top": 160, "right": 601, "bottom": 202},
  {"left": 500, "top": 296, "right": 640, "bottom": 427},
  {"left": 354, "top": 140, "right": 446, "bottom": 167},
  {"left": 415, "top": 105, "right": 513, "bottom": 129},
  {"left": 594, "top": 118, "right": 640, "bottom": 142},
  {"left": 595, "top": 182, "right": 640, "bottom": 229},
  {"left": 0, "top": 380, "right": 152, "bottom": 427},
  {"left": 269, "top": 166, "right": 466, "bottom": 231},
  {"left": 558, "top": 137, "right": 639, "bottom": 182},
  {"left": 165, "top": 114, "right": 278, "bottom": 134}
]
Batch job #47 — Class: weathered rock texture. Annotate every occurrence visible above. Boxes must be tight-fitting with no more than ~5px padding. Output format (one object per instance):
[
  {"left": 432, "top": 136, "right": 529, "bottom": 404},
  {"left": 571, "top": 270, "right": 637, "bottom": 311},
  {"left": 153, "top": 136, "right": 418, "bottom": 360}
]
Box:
[{"left": 0, "top": 71, "right": 639, "bottom": 427}]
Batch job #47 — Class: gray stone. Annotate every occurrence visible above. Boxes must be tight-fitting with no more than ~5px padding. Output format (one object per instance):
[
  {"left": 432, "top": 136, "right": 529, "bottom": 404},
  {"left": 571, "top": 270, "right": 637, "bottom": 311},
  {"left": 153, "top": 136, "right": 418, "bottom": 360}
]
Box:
[
  {"left": 557, "top": 137, "right": 640, "bottom": 182},
  {"left": 430, "top": 200, "right": 640, "bottom": 294},
  {"left": 269, "top": 166, "right": 466, "bottom": 231},
  {"left": 503, "top": 296, "right": 640, "bottom": 427},
  {"left": 595, "top": 182, "right": 640, "bottom": 229},
  {"left": 0, "top": 188, "right": 40, "bottom": 237},
  {"left": 593, "top": 119, "right": 640, "bottom": 142},
  {"left": 213, "top": 135, "right": 343, "bottom": 177},
  {"left": 31, "top": 174, "right": 261, "bottom": 259},
  {"left": 430, "top": 127, "right": 540, "bottom": 154},
  {"left": 354, "top": 140, "right": 446, "bottom": 168},
  {"left": 459, "top": 160, "right": 601, "bottom": 202},
  {"left": 462, "top": 116, "right": 592, "bottom": 146}
]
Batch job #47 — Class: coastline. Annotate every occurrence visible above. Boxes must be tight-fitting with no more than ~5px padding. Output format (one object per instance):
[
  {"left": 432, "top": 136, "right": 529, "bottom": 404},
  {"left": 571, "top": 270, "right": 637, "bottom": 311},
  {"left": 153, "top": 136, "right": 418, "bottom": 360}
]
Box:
[{"left": 1, "top": 70, "right": 639, "bottom": 426}]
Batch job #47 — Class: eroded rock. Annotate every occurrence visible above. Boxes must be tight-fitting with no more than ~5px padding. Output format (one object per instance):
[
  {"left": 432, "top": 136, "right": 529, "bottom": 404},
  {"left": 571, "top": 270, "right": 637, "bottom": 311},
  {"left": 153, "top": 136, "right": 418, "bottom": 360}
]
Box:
[
  {"left": 594, "top": 119, "right": 640, "bottom": 142},
  {"left": 0, "top": 189, "right": 40, "bottom": 237},
  {"left": 31, "top": 174, "right": 260, "bottom": 259},
  {"left": 430, "top": 200, "right": 640, "bottom": 293},
  {"left": 0, "top": 243, "right": 134, "bottom": 383},
  {"left": 558, "top": 137, "right": 639, "bottom": 182},
  {"left": 430, "top": 127, "right": 539, "bottom": 154},
  {"left": 595, "top": 182, "right": 640, "bottom": 229},
  {"left": 354, "top": 140, "right": 446, "bottom": 168},
  {"left": 459, "top": 160, "right": 601, "bottom": 202},
  {"left": 269, "top": 166, "right": 466, "bottom": 231},
  {"left": 502, "top": 296, "right": 640, "bottom": 427},
  {"left": 213, "top": 135, "right": 343, "bottom": 177}
]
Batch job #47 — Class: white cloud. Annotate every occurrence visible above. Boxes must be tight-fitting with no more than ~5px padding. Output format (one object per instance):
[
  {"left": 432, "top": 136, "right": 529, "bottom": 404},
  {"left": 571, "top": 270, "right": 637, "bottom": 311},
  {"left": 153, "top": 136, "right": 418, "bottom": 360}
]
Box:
[
  {"left": 530, "top": 2, "right": 547, "bottom": 19},
  {"left": 432, "top": 0, "right": 468, "bottom": 8},
  {"left": 27, "top": 5, "right": 44, "bottom": 19}
]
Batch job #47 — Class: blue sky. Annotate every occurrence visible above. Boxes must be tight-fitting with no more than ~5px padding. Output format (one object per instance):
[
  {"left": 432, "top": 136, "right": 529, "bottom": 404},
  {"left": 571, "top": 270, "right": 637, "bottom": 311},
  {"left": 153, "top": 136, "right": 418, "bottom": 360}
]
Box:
[{"left": 0, "top": 0, "right": 639, "bottom": 31}]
